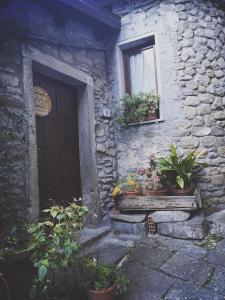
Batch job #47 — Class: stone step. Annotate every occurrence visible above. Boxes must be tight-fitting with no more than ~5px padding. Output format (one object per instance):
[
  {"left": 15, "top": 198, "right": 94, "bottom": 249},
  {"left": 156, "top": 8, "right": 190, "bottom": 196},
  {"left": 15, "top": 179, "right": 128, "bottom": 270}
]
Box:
[
  {"left": 157, "top": 214, "right": 207, "bottom": 240},
  {"left": 79, "top": 226, "right": 110, "bottom": 247},
  {"left": 110, "top": 213, "right": 147, "bottom": 223},
  {"left": 151, "top": 211, "right": 191, "bottom": 223},
  {"left": 206, "top": 210, "right": 225, "bottom": 238},
  {"left": 87, "top": 233, "right": 137, "bottom": 265},
  {"left": 102, "top": 233, "right": 138, "bottom": 248},
  {"left": 112, "top": 220, "right": 148, "bottom": 237}
]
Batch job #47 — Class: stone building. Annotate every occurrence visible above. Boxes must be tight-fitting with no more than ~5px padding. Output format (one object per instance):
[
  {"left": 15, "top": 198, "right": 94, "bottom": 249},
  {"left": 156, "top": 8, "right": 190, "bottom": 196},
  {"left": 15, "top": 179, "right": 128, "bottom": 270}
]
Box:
[{"left": 0, "top": 0, "right": 225, "bottom": 224}]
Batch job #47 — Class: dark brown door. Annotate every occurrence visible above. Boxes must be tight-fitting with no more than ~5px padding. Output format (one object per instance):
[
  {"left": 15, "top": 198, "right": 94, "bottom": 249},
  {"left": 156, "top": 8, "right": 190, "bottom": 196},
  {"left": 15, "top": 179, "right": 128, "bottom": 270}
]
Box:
[{"left": 34, "top": 72, "right": 81, "bottom": 210}]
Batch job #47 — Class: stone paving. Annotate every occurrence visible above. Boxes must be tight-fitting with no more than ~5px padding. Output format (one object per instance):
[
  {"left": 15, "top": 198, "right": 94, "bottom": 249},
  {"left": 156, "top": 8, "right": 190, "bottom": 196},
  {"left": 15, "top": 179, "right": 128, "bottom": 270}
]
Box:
[{"left": 120, "top": 234, "right": 225, "bottom": 300}]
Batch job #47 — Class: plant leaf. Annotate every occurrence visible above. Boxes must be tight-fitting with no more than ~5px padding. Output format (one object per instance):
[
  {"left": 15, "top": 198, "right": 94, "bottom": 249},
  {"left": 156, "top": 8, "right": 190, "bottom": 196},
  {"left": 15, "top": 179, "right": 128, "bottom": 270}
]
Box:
[
  {"left": 176, "top": 176, "right": 184, "bottom": 189},
  {"left": 38, "top": 265, "right": 47, "bottom": 281}
]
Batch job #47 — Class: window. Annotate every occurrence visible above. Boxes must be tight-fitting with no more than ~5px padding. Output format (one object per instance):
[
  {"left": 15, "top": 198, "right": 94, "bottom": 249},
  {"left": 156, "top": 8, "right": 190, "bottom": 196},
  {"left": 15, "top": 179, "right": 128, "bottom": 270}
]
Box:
[{"left": 123, "top": 38, "right": 158, "bottom": 96}]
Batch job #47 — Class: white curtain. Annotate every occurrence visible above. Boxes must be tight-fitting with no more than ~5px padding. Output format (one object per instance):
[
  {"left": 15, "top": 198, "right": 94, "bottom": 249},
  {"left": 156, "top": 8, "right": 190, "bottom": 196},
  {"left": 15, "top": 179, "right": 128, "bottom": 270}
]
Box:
[{"left": 129, "top": 48, "right": 157, "bottom": 95}]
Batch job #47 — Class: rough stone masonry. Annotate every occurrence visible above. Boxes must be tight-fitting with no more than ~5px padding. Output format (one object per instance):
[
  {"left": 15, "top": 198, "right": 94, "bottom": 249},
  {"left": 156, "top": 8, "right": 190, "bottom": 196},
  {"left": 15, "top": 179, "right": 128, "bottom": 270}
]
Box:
[
  {"left": 0, "top": 0, "right": 117, "bottom": 222},
  {"left": 109, "top": 0, "right": 225, "bottom": 208},
  {"left": 0, "top": 0, "right": 225, "bottom": 223}
]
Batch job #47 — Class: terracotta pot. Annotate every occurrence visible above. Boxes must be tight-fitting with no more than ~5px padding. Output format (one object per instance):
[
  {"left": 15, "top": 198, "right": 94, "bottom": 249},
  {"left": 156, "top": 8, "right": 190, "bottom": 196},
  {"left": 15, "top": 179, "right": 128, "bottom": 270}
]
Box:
[
  {"left": 144, "top": 113, "right": 157, "bottom": 121},
  {"left": 149, "top": 189, "right": 168, "bottom": 196},
  {"left": 87, "top": 285, "right": 116, "bottom": 300},
  {"left": 172, "top": 187, "right": 193, "bottom": 196},
  {"left": 124, "top": 191, "right": 140, "bottom": 197}
]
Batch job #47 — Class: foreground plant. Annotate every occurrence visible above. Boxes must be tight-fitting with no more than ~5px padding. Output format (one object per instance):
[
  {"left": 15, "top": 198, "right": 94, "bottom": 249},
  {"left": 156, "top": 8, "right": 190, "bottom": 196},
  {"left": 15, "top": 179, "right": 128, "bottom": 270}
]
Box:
[
  {"left": 27, "top": 202, "right": 88, "bottom": 299},
  {"left": 78, "top": 257, "right": 129, "bottom": 300}
]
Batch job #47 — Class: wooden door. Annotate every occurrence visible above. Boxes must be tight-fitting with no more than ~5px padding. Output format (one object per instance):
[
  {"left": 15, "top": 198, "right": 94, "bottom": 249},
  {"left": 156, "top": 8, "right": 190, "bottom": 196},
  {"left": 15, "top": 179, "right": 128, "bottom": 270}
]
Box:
[{"left": 34, "top": 73, "right": 81, "bottom": 210}]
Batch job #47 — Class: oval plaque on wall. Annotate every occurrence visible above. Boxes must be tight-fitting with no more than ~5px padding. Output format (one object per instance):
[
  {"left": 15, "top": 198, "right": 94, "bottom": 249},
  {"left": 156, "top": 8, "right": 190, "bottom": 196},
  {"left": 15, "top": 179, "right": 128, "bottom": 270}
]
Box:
[{"left": 34, "top": 86, "right": 52, "bottom": 117}]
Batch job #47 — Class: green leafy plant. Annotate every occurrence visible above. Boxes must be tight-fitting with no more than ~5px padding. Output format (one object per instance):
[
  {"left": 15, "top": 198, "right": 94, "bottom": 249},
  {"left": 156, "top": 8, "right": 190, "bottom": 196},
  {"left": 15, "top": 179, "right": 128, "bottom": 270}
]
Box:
[
  {"left": 27, "top": 202, "right": 88, "bottom": 299},
  {"left": 115, "top": 92, "right": 159, "bottom": 126},
  {"left": 78, "top": 257, "right": 129, "bottom": 295},
  {"left": 157, "top": 144, "right": 205, "bottom": 189}
]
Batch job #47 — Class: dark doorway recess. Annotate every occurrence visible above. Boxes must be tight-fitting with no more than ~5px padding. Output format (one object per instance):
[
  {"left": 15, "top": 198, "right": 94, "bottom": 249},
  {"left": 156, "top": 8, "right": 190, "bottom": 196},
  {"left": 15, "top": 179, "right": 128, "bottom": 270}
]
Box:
[{"left": 34, "top": 72, "right": 81, "bottom": 210}]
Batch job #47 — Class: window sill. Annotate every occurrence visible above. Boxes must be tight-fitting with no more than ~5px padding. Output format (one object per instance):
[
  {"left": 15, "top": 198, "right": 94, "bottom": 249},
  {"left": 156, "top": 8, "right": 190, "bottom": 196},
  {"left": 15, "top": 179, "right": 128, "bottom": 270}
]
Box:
[{"left": 122, "top": 118, "right": 164, "bottom": 127}]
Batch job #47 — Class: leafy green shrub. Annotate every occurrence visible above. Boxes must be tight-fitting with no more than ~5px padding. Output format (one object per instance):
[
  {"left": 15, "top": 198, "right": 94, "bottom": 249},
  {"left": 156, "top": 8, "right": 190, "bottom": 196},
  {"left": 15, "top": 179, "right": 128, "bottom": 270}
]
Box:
[
  {"left": 115, "top": 92, "right": 159, "bottom": 126},
  {"left": 27, "top": 203, "right": 88, "bottom": 299},
  {"left": 157, "top": 144, "right": 205, "bottom": 189}
]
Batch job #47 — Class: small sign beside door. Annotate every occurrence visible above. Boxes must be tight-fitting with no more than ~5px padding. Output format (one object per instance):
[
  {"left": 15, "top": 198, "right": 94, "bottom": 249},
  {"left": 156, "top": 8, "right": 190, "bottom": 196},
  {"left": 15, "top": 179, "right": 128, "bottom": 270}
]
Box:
[{"left": 34, "top": 85, "right": 52, "bottom": 117}]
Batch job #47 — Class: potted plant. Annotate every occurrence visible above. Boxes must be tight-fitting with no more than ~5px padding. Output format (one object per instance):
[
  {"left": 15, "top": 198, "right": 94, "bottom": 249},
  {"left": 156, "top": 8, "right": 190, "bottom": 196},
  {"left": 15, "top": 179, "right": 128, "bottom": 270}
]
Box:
[
  {"left": 138, "top": 154, "right": 168, "bottom": 196},
  {"left": 115, "top": 92, "right": 159, "bottom": 126},
  {"left": 144, "top": 173, "right": 168, "bottom": 196},
  {"left": 78, "top": 257, "right": 128, "bottom": 300},
  {"left": 112, "top": 175, "right": 142, "bottom": 198},
  {"left": 144, "top": 93, "right": 160, "bottom": 121},
  {"left": 157, "top": 144, "right": 205, "bottom": 196},
  {"left": 123, "top": 174, "right": 142, "bottom": 197}
]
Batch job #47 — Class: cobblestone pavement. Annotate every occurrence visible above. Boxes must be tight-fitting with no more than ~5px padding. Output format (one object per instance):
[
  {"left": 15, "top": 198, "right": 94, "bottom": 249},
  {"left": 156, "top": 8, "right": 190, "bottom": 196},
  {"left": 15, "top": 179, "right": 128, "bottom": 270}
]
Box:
[{"left": 121, "top": 235, "right": 225, "bottom": 300}]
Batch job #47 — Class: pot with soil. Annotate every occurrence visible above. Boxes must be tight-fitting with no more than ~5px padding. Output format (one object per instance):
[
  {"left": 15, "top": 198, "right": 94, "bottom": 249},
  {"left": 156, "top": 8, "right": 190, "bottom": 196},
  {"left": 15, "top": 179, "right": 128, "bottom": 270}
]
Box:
[
  {"left": 124, "top": 191, "right": 140, "bottom": 197},
  {"left": 172, "top": 187, "right": 193, "bottom": 196},
  {"left": 144, "top": 112, "right": 157, "bottom": 121},
  {"left": 149, "top": 189, "right": 168, "bottom": 196},
  {"left": 79, "top": 258, "right": 128, "bottom": 300},
  {"left": 87, "top": 285, "right": 116, "bottom": 300}
]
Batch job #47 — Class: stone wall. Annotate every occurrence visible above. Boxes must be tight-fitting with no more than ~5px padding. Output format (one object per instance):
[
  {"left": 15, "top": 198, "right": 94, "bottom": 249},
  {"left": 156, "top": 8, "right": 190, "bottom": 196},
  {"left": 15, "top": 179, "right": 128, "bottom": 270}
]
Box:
[
  {"left": 0, "top": 0, "right": 117, "bottom": 222},
  {"left": 110, "top": 0, "right": 225, "bottom": 208}
]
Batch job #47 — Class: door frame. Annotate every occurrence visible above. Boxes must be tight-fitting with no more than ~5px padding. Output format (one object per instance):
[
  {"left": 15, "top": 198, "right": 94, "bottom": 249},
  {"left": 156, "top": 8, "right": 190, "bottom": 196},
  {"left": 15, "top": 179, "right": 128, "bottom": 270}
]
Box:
[{"left": 22, "top": 45, "right": 98, "bottom": 222}]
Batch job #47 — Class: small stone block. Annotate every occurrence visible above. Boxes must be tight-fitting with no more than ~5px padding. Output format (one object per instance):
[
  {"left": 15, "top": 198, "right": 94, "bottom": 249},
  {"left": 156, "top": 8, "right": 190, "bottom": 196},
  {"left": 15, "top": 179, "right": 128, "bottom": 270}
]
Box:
[
  {"left": 151, "top": 211, "right": 191, "bottom": 223},
  {"left": 157, "top": 214, "right": 207, "bottom": 240},
  {"left": 110, "top": 213, "right": 147, "bottom": 223},
  {"left": 112, "top": 220, "right": 147, "bottom": 236},
  {"left": 207, "top": 210, "right": 225, "bottom": 237}
]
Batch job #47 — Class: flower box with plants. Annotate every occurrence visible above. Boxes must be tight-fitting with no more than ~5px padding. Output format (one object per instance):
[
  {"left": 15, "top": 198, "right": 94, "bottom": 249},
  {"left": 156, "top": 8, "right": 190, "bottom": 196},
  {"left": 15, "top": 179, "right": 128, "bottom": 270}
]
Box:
[
  {"left": 77, "top": 257, "right": 128, "bottom": 300},
  {"left": 115, "top": 92, "right": 160, "bottom": 126},
  {"left": 117, "top": 145, "right": 205, "bottom": 211},
  {"left": 157, "top": 144, "right": 205, "bottom": 196}
]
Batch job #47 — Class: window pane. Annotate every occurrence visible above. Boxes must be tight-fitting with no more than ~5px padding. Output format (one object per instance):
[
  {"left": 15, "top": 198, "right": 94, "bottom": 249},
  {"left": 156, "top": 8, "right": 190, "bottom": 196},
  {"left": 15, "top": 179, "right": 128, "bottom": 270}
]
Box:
[{"left": 129, "top": 47, "right": 157, "bottom": 95}]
